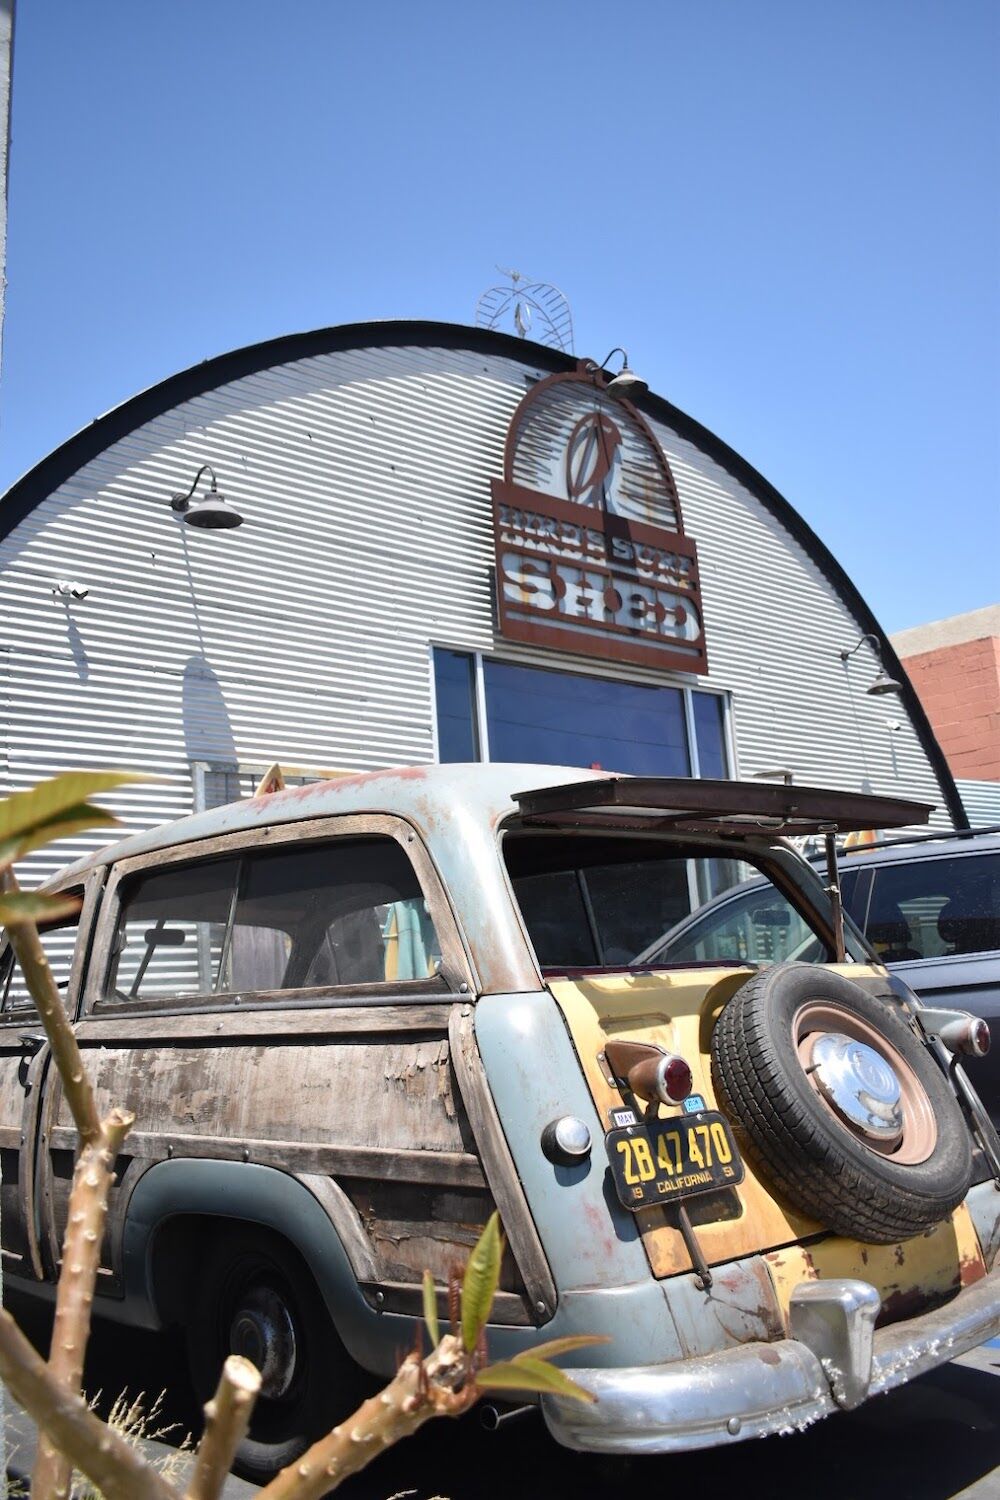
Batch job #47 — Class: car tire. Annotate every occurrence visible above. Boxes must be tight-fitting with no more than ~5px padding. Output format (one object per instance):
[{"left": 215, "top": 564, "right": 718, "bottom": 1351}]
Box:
[
  {"left": 710, "top": 963, "right": 972, "bottom": 1243},
  {"left": 185, "top": 1226, "right": 369, "bottom": 1482}
]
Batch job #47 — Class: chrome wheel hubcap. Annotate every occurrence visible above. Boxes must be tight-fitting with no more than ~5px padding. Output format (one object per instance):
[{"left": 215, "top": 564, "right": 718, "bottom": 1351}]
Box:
[
  {"left": 230, "top": 1286, "right": 297, "bottom": 1399},
  {"left": 809, "top": 1032, "right": 903, "bottom": 1143}
]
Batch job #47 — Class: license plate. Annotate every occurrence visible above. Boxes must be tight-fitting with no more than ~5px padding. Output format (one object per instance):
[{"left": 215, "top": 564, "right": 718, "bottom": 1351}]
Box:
[{"left": 605, "top": 1111, "right": 744, "bottom": 1211}]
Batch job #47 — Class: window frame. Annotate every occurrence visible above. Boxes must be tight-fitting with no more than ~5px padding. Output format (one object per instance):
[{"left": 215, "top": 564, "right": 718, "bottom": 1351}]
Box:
[
  {"left": 0, "top": 867, "right": 105, "bottom": 1025},
  {"left": 83, "top": 814, "right": 474, "bottom": 1018},
  {"left": 498, "top": 824, "right": 860, "bottom": 977},
  {"left": 864, "top": 849, "right": 1000, "bottom": 964},
  {"left": 429, "top": 644, "right": 736, "bottom": 777}
]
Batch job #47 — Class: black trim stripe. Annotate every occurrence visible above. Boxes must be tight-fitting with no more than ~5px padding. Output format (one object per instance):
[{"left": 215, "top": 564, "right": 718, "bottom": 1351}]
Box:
[{"left": 0, "top": 318, "right": 966, "bottom": 828}]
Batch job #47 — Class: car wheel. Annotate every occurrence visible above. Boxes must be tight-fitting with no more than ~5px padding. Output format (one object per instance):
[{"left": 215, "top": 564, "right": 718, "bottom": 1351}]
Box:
[
  {"left": 710, "top": 963, "right": 972, "bottom": 1243},
  {"left": 185, "top": 1227, "right": 368, "bottom": 1482}
]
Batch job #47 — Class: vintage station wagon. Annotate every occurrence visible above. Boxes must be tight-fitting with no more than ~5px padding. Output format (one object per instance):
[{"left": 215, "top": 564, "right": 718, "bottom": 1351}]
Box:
[{"left": 1, "top": 764, "right": 999, "bottom": 1478}]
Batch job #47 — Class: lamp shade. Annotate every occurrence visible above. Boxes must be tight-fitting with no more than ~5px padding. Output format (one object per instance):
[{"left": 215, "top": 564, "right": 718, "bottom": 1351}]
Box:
[
  {"left": 605, "top": 365, "right": 648, "bottom": 402},
  {"left": 182, "top": 492, "right": 244, "bottom": 530},
  {"left": 867, "top": 667, "right": 903, "bottom": 697}
]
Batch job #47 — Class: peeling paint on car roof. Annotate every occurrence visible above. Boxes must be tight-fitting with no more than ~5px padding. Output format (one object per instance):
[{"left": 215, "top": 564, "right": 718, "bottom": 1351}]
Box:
[{"left": 51, "top": 762, "right": 613, "bottom": 880}]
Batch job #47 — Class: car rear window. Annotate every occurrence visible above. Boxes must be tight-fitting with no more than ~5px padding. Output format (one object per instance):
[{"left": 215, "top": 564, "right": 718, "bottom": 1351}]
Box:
[
  {"left": 865, "top": 853, "right": 1000, "bottom": 961},
  {"left": 504, "top": 832, "right": 845, "bottom": 971}
]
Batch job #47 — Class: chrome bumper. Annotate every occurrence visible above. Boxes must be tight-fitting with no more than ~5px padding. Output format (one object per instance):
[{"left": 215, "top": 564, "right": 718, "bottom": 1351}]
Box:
[{"left": 541, "top": 1265, "right": 1000, "bottom": 1454}]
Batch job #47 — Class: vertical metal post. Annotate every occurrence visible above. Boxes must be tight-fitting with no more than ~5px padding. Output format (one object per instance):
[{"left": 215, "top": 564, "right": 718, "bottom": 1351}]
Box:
[
  {"left": 682, "top": 687, "right": 700, "bottom": 777},
  {"left": 0, "top": 0, "right": 12, "bottom": 374},
  {"left": 824, "top": 828, "right": 847, "bottom": 964},
  {"left": 0, "top": 5, "right": 13, "bottom": 1474},
  {"left": 473, "top": 652, "right": 490, "bottom": 762}
]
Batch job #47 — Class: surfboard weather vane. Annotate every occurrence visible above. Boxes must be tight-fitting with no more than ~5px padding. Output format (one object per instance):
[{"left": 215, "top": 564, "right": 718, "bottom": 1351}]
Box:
[{"left": 475, "top": 269, "right": 574, "bottom": 353}]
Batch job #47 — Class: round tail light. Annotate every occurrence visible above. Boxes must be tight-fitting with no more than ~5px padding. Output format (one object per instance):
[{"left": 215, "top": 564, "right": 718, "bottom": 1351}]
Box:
[
  {"left": 939, "top": 1016, "right": 991, "bottom": 1058},
  {"left": 655, "top": 1052, "right": 693, "bottom": 1105}
]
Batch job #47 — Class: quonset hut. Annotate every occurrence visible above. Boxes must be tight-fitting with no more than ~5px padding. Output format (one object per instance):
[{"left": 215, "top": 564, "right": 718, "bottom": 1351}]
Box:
[{"left": 0, "top": 319, "right": 963, "bottom": 894}]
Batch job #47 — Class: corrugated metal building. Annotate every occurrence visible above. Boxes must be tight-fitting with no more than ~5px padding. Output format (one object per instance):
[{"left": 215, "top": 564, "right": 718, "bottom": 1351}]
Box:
[{"left": 0, "top": 320, "right": 964, "bottom": 891}]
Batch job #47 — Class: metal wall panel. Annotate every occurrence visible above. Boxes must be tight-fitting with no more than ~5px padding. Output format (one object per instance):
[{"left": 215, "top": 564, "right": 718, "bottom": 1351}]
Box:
[
  {"left": 0, "top": 339, "right": 953, "bottom": 890},
  {"left": 957, "top": 779, "right": 1000, "bottom": 829}
]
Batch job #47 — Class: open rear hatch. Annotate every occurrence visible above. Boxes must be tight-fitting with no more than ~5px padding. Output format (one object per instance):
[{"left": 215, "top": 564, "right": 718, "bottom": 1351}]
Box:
[{"left": 508, "top": 775, "right": 984, "bottom": 1315}]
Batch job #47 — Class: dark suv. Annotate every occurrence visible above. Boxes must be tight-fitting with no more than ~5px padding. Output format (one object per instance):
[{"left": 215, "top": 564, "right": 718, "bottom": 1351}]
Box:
[{"left": 838, "top": 829, "right": 1000, "bottom": 1124}]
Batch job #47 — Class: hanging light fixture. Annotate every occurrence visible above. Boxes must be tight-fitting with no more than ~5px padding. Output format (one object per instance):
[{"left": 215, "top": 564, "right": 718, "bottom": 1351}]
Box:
[
  {"left": 838, "top": 633, "right": 903, "bottom": 697},
  {"left": 170, "top": 465, "right": 244, "bottom": 530},
  {"left": 585, "top": 347, "right": 649, "bottom": 402}
]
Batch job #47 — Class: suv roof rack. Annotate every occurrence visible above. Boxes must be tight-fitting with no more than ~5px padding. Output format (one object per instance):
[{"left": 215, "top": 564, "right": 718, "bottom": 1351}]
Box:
[{"left": 839, "top": 823, "right": 1000, "bottom": 852}]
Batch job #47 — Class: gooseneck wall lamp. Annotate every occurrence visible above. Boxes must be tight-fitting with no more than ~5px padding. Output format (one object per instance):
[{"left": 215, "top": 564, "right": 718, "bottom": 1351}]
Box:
[
  {"left": 170, "top": 465, "right": 244, "bottom": 531},
  {"left": 585, "top": 347, "right": 649, "bottom": 402},
  {"left": 839, "top": 633, "right": 903, "bottom": 697}
]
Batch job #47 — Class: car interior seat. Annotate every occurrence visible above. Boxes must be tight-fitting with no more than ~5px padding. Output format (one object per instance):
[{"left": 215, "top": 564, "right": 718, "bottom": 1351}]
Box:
[
  {"left": 867, "top": 903, "right": 922, "bottom": 962},
  {"left": 937, "top": 893, "right": 1000, "bottom": 956}
]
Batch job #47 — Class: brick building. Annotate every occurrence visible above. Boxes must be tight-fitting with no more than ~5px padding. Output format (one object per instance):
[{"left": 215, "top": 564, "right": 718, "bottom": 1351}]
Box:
[{"left": 891, "top": 606, "right": 1000, "bottom": 783}]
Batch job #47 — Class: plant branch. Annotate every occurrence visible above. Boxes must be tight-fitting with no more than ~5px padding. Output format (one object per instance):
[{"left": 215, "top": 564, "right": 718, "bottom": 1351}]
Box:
[
  {"left": 32, "top": 1106, "right": 135, "bottom": 1500},
  {"left": 0, "top": 1308, "right": 176, "bottom": 1500},
  {"left": 0, "top": 868, "right": 100, "bottom": 1145},
  {"left": 184, "top": 1356, "right": 262, "bottom": 1500},
  {"left": 256, "top": 1334, "right": 480, "bottom": 1500}
]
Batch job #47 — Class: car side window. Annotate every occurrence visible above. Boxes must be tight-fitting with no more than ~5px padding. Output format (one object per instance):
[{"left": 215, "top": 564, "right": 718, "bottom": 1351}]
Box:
[
  {"left": 0, "top": 901, "right": 83, "bottom": 1017},
  {"left": 838, "top": 869, "right": 861, "bottom": 920},
  {"left": 653, "top": 882, "right": 822, "bottom": 967},
  {"left": 866, "top": 854, "right": 1000, "bottom": 961},
  {"left": 104, "top": 837, "right": 443, "bottom": 1003}
]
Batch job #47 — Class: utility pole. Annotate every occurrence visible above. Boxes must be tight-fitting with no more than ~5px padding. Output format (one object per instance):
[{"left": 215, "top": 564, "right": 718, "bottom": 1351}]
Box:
[
  {"left": 0, "top": 5, "right": 12, "bottom": 1473},
  {"left": 0, "top": 0, "right": 13, "bottom": 373}
]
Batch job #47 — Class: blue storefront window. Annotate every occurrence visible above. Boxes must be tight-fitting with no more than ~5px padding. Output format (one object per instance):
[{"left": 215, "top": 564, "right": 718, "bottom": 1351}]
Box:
[
  {"left": 433, "top": 649, "right": 479, "bottom": 762},
  {"left": 692, "top": 690, "right": 729, "bottom": 778},
  {"left": 483, "top": 659, "right": 690, "bottom": 775},
  {"left": 433, "top": 648, "right": 728, "bottom": 778}
]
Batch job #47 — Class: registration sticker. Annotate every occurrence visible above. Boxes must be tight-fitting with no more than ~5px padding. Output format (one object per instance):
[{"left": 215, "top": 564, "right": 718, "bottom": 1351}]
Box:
[
  {"left": 610, "top": 1107, "right": 637, "bottom": 1128},
  {"left": 683, "top": 1094, "right": 707, "bottom": 1115}
]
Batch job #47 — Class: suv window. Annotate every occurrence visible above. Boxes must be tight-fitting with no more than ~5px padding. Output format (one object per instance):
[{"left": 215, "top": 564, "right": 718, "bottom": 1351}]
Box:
[
  {"left": 647, "top": 880, "right": 824, "bottom": 967},
  {"left": 105, "top": 838, "right": 442, "bottom": 1003},
  {"left": 866, "top": 853, "right": 1000, "bottom": 961},
  {"left": 0, "top": 901, "right": 83, "bottom": 1016},
  {"left": 505, "top": 833, "right": 843, "bottom": 970}
]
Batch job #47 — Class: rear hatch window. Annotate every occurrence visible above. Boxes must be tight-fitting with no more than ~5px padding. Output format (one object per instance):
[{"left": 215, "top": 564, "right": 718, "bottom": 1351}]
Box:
[{"left": 503, "top": 831, "right": 854, "bottom": 972}]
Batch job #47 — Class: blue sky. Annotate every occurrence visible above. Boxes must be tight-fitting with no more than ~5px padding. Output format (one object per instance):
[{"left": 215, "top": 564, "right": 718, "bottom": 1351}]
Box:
[{"left": 1, "top": 0, "right": 996, "bottom": 634}]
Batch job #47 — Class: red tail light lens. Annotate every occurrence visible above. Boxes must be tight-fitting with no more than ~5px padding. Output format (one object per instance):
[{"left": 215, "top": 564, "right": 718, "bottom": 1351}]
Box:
[
  {"left": 939, "top": 1016, "right": 991, "bottom": 1058},
  {"left": 657, "top": 1053, "right": 693, "bottom": 1104},
  {"left": 971, "top": 1019, "right": 991, "bottom": 1057}
]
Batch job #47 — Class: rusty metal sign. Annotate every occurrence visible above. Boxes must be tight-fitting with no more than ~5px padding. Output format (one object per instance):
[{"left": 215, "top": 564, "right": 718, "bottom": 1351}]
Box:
[{"left": 491, "top": 364, "right": 707, "bottom": 674}]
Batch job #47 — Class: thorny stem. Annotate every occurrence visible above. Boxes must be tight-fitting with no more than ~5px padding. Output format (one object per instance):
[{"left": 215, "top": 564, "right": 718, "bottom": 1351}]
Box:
[
  {"left": 0, "top": 1308, "right": 176, "bottom": 1500},
  {"left": 184, "top": 1356, "right": 262, "bottom": 1500},
  {"left": 256, "top": 1334, "right": 480, "bottom": 1500},
  {"left": 32, "top": 1107, "right": 135, "bottom": 1500},
  {"left": 0, "top": 863, "right": 495, "bottom": 1500},
  {"left": 0, "top": 869, "right": 100, "bottom": 1146}
]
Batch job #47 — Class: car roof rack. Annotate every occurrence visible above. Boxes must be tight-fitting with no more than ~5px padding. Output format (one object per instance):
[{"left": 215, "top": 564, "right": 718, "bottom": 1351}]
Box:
[
  {"left": 838, "top": 822, "right": 1000, "bottom": 852},
  {"left": 513, "top": 776, "right": 933, "bottom": 837}
]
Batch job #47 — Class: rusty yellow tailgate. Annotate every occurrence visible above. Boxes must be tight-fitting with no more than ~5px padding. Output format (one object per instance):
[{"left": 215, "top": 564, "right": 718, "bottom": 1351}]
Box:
[{"left": 548, "top": 967, "right": 986, "bottom": 1303}]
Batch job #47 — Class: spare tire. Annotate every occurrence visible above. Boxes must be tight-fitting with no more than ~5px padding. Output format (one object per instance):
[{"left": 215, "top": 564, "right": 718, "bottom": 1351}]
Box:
[{"left": 711, "top": 963, "right": 972, "bottom": 1243}]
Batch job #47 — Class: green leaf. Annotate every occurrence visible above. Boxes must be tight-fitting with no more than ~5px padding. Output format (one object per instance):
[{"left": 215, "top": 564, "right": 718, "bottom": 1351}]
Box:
[
  {"left": 476, "top": 1357, "right": 596, "bottom": 1403},
  {"left": 0, "top": 772, "right": 146, "bottom": 842},
  {"left": 422, "top": 1269, "right": 440, "bottom": 1348},
  {"left": 0, "top": 806, "right": 121, "bottom": 871},
  {"left": 511, "top": 1334, "right": 611, "bottom": 1363},
  {"left": 461, "top": 1211, "right": 504, "bottom": 1353},
  {"left": 0, "top": 891, "right": 82, "bottom": 926},
  {"left": 0, "top": 772, "right": 146, "bottom": 868}
]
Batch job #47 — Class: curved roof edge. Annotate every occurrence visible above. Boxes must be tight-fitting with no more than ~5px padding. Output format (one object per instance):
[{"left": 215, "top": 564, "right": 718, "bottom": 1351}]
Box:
[{"left": 0, "top": 317, "right": 966, "bottom": 828}]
